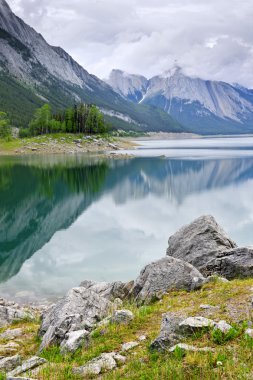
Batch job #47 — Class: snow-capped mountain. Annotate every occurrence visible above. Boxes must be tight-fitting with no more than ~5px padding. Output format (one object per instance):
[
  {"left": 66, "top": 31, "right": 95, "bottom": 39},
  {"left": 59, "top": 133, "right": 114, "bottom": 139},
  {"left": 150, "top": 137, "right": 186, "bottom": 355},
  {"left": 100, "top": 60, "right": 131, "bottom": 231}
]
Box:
[
  {"left": 0, "top": 0, "right": 181, "bottom": 132},
  {"left": 107, "top": 66, "right": 253, "bottom": 134}
]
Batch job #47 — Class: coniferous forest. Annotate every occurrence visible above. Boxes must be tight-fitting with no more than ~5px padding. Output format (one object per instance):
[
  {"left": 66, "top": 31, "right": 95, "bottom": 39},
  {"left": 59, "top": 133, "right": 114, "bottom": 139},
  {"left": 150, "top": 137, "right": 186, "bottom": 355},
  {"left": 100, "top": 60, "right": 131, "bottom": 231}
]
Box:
[{"left": 19, "top": 103, "right": 110, "bottom": 138}]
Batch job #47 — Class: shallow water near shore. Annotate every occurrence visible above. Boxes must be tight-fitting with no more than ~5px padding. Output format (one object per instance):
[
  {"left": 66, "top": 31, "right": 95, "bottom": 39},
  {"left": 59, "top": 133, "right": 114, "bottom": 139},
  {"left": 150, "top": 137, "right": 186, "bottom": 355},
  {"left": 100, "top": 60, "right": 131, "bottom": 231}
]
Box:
[{"left": 1, "top": 136, "right": 253, "bottom": 304}]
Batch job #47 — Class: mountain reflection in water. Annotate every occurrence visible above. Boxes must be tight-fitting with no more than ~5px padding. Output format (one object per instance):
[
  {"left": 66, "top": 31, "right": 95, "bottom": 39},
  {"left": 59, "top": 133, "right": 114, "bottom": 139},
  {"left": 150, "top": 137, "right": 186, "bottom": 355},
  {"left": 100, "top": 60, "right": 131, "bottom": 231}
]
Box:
[{"left": 1, "top": 153, "right": 253, "bottom": 302}]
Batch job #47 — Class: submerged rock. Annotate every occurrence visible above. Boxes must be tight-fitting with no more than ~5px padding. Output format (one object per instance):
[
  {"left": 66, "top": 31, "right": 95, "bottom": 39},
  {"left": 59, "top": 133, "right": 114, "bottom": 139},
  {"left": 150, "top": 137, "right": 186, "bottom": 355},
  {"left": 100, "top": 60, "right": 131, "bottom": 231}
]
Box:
[
  {"left": 166, "top": 215, "right": 236, "bottom": 270},
  {"left": 39, "top": 287, "right": 112, "bottom": 351},
  {"left": 130, "top": 256, "right": 205, "bottom": 305}
]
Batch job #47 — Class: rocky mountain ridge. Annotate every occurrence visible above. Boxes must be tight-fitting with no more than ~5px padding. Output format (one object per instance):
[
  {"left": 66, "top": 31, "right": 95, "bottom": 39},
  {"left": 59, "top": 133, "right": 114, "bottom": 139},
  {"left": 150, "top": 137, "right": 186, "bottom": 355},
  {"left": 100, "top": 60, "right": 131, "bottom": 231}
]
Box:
[
  {"left": 107, "top": 67, "right": 253, "bottom": 134},
  {"left": 0, "top": 0, "right": 181, "bottom": 132}
]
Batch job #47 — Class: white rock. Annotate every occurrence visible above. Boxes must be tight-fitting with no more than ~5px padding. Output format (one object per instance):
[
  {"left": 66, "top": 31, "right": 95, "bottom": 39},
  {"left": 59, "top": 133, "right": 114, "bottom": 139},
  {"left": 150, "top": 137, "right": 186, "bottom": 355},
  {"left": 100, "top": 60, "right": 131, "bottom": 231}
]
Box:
[
  {"left": 245, "top": 328, "right": 253, "bottom": 338},
  {"left": 111, "top": 310, "right": 134, "bottom": 324},
  {"left": 179, "top": 317, "right": 215, "bottom": 334},
  {"left": 121, "top": 341, "right": 139, "bottom": 351},
  {"left": 138, "top": 335, "right": 146, "bottom": 341},
  {"left": 214, "top": 320, "right": 232, "bottom": 333},
  {"left": 60, "top": 329, "right": 89, "bottom": 353}
]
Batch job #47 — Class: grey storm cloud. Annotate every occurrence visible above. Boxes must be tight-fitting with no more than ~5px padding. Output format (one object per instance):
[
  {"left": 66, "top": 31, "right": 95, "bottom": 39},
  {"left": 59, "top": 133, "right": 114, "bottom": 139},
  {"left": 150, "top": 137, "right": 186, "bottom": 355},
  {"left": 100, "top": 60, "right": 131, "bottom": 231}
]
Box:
[{"left": 7, "top": 0, "right": 253, "bottom": 87}]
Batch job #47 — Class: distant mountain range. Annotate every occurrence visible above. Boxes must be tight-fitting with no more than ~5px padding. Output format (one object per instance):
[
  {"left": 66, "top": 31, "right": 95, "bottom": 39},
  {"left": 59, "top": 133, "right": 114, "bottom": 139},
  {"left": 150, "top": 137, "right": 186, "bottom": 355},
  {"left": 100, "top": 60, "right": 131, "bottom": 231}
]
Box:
[
  {"left": 1, "top": 0, "right": 253, "bottom": 134},
  {"left": 107, "top": 68, "right": 253, "bottom": 134},
  {"left": 0, "top": 0, "right": 181, "bottom": 132}
]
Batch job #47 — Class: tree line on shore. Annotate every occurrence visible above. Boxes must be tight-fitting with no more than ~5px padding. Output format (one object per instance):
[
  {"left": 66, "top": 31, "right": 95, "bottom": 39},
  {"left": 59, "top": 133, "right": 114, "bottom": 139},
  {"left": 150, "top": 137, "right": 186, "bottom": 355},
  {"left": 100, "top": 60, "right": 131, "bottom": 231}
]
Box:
[{"left": 0, "top": 103, "right": 110, "bottom": 140}]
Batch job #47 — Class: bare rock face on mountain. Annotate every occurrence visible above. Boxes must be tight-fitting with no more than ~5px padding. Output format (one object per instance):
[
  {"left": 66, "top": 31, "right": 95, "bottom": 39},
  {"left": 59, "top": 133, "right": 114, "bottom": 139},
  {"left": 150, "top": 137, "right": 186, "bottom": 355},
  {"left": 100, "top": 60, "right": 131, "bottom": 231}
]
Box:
[
  {"left": 39, "top": 287, "right": 112, "bottom": 351},
  {"left": 130, "top": 256, "right": 205, "bottom": 305},
  {"left": 166, "top": 215, "right": 236, "bottom": 271},
  {"left": 204, "top": 247, "right": 253, "bottom": 279}
]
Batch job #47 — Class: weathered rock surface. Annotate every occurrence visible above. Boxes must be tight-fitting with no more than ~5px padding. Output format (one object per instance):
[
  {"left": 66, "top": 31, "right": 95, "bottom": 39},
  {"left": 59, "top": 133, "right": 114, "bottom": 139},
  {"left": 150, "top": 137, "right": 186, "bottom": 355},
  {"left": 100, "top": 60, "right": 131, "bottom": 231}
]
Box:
[
  {"left": 111, "top": 310, "right": 134, "bottom": 324},
  {"left": 39, "top": 287, "right": 112, "bottom": 351},
  {"left": 79, "top": 280, "right": 132, "bottom": 301},
  {"left": 178, "top": 317, "right": 216, "bottom": 335},
  {"left": 0, "top": 328, "right": 23, "bottom": 340},
  {"left": 0, "top": 342, "right": 20, "bottom": 354},
  {"left": 0, "top": 355, "right": 21, "bottom": 371},
  {"left": 204, "top": 247, "right": 253, "bottom": 279},
  {"left": 150, "top": 313, "right": 185, "bottom": 351},
  {"left": 7, "top": 356, "right": 47, "bottom": 378},
  {"left": 60, "top": 329, "right": 89, "bottom": 353},
  {"left": 214, "top": 320, "right": 232, "bottom": 333},
  {"left": 6, "top": 377, "right": 36, "bottom": 380},
  {"left": 130, "top": 256, "right": 205, "bottom": 304},
  {"left": 166, "top": 215, "right": 236, "bottom": 270},
  {"left": 0, "top": 303, "right": 33, "bottom": 328},
  {"left": 169, "top": 343, "right": 214, "bottom": 353},
  {"left": 121, "top": 341, "right": 139, "bottom": 351},
  {"left": 73, "top": 352, "right": 126, "bottom": 376}
]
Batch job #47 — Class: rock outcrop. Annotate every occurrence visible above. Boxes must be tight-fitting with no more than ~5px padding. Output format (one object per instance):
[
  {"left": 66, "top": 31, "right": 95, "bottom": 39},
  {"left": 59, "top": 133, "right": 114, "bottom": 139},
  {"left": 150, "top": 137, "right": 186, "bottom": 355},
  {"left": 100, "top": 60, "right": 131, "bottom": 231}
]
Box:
[
  {"left": 39, "top": 287, "right": 112, "bottom": 351},
  {"left": 166, "top": 215, "right": 236, "bottom": 270},
  {"left": 204, "top": 247, "right": 253, "bottom": 279},
  {"left": 79, "top": 280, "right": 132, "bottom": 301},
  {"left": 130, "top": 256, "right": 205, "bottom": 304},
  {"left": 150, "top": 313, "right": 185, "bottom": 351},
  {"left": 0, "top": 299, "right": 34, "bottom": 328}
]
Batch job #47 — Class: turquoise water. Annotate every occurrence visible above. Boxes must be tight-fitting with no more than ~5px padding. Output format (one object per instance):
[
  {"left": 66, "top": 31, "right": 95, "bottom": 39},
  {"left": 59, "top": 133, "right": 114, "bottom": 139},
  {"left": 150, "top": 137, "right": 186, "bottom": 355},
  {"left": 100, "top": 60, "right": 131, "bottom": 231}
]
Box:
[{"left": 1, "top": 136, "right": 253, "bottom": 303}]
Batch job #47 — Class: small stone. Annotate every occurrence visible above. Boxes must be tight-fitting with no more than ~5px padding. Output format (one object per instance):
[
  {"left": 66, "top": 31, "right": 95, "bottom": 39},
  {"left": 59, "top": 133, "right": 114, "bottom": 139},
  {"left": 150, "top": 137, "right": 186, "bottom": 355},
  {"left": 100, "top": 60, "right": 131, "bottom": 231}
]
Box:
[
  {"left": 113, "top": 298, "right": 123, "bottom": 308},
  {"left": 138, "top": 335, "right": 146, "bottom": 341},
  {"left": 179, "top": 317, "right": 215, "bottom": 334},
  {"left": 214, "top": 320, "right": 232, "bottom": 333},
  {"left": 111, "top": 310, "right": 134, "bottom": 324},
  {"left": 0, "top": 355, "right": 21, "bottom": 371},
  {"left": 169, "top": 343, "right": 214, "bottom": 353},
  {"left": 7, "top": 378, "right": 36, "bottom": 380},
  {"left": 199, "top": 304, "right": 218, "bottom": 310},
  {"left": 121, "top": 341, "right": 139, "bottom": 352},
  {"left": 245, "top": 328, "right": 253, "bottom": 338}
]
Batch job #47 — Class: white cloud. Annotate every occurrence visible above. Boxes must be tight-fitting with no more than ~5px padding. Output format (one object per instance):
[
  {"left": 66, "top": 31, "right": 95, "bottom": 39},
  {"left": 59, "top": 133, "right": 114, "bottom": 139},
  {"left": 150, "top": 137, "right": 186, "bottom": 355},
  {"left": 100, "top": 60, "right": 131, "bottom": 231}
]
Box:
[{"left": 6, "top": 0, "right": 253, "bottom": 87}]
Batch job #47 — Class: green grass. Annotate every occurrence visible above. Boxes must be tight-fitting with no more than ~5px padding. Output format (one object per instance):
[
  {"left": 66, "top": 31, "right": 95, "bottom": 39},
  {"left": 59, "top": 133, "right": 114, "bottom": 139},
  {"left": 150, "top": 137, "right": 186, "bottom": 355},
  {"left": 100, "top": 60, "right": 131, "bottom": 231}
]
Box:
[{"left": 1, "top": 278, "right": 253, "bottom": 379}]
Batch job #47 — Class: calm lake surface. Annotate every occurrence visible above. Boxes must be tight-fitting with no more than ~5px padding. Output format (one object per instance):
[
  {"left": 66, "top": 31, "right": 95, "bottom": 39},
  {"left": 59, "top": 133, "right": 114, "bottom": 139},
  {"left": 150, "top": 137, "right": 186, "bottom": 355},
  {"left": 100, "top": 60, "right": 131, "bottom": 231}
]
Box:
[{"left": 1, "top": 135, "right": 253, "bottom": 303}]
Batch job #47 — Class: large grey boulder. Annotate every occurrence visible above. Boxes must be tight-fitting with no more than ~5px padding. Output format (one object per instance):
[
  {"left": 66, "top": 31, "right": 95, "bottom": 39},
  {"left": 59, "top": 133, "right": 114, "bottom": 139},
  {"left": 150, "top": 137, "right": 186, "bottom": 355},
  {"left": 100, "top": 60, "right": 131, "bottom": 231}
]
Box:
[
  {"left": 39, "top": 287, "right": 112, "bottom": 351},
  {"left": 130, "top": 256, "right": 205, "bottom": 305},
  {"left": 79, "top": 280, "right": 132, "bottom": 301},
  {"left": 166, "top": 215, "right": 236, "bottom": 271},
  {"left": 204, "top": 247, "right": 253, "bottom": 279},
  {"left": 150, "top": 313, "right": 185, "bottom": 351}
]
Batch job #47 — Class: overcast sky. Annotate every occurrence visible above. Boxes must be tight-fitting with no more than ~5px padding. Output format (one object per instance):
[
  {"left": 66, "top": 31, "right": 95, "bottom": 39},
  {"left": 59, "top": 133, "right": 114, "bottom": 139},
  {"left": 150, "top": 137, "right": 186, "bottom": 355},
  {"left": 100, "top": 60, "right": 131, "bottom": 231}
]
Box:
[{"left": 7, "top": 0, "right": 253, "bottom": 86}]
